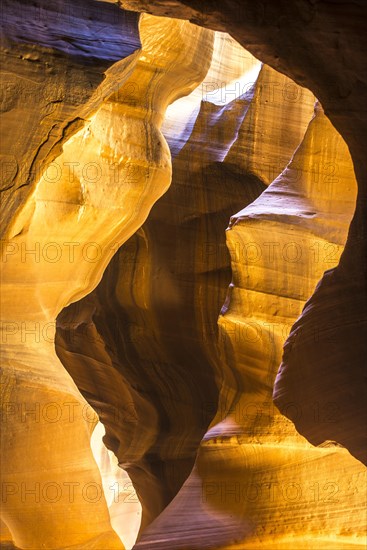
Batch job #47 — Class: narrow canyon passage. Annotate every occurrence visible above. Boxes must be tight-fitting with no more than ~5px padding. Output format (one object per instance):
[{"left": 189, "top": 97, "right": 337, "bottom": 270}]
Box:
[{"left": 1, "top": 2, "right": 366, "bottom": 550}]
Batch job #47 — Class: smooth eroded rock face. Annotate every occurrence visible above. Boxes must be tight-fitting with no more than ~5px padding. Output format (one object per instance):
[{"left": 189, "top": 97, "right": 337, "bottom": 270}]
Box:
[
  {"left": 55, "top": 34, "right": 318, "bottom": 536},
  {"left": 1, "top": 9, "right": 214, "bottom": 549},
  {"left": 115, "top": 3, "right": 367, "bottom": 473},
  {"left": 131, "top": 103, "right": 365, "bottom": 550},
  {"left": 0, "top": 0, "right": 141, "bottom": 236},
  {"left": 1, "top": 2, "right": 366, "bottom": 550}
]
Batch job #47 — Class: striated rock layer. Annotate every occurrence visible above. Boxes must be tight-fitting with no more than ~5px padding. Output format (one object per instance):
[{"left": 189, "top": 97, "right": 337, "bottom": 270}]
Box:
[
  {"left": 1, "top": 3, "right": 366, "bottom": 549},
  {"left": 0, "top": 0, "right": 141, "bottom": 236},
  {"left": 56, "top": 37, "right": 319, "bottom": 539},
  {"left": 1, "top": 11, "right": 214, "bottom": 549},
  {"left": 132, "top": 104, "right": 366, "bottom": 550},
  {"left": 118, "top": 0, "right": 367, "bottom": 469}
]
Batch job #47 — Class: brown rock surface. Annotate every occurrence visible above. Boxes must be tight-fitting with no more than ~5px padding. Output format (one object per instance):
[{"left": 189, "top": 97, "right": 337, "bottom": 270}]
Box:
[
  {"left": 117, "top": 0, "right": 367, "bottom": 465},
  {"left": 132, "top": 101, "right": 366, "bottom": 550},
  {"left": 0, "top": 0, "right": 141, "bottom": 236},
  {"left": 1, "top": 2, "right": 366, "bottom": 549},
  {"left": 1, "top": 10, "right": 214, "bottom": 549},
  {"left": 56, "top": 41, "right": 318, "bottom": 538}
]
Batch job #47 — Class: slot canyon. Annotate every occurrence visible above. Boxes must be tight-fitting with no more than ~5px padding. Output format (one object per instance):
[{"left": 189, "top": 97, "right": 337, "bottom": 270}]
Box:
[{"left": 0, "top": 1, "right": 366, "bottom": 549}]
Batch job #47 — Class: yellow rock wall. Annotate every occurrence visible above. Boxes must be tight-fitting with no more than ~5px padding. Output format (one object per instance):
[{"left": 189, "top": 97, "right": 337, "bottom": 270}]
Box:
[
  {"left": 1, "top": 3, "right": 366, "bottom": 549},
  {"left": 1, "top": 12, "right": 213, "bottom": 549}
]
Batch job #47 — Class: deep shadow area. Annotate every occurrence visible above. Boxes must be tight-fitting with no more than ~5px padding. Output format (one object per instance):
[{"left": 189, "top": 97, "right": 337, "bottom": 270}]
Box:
[{"left": 56, "top": 160, "right": 266, "bottom": 530}]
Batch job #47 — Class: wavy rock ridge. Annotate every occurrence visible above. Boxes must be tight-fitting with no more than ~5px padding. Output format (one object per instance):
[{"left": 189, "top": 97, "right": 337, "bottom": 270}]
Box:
[{"left": 1, "top": 2, "right": 366, "bottom": 549}]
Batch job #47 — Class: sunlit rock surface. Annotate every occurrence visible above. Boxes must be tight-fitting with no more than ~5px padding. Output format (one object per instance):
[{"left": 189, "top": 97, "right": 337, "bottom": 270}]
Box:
[
  {"left": 1, "top": 2, "right": 366, "bottom": 550},
  {"left": 0, "top": 0, "right": 141, "bottom": 236},
  {"left": 131, "top": 105, "right": 366, "bottom": 550},
  {"left": 1, "top": 9, "right": 213, "bottom": 549},
  {"left": 118, "top": 0, "right": 367, "bottom": 469},
  {"left": 90, "top": 422, "right": 142, "bottom": 549},
  {"left": 56, "top": 34, "right": 320, "bottom": 539}
]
